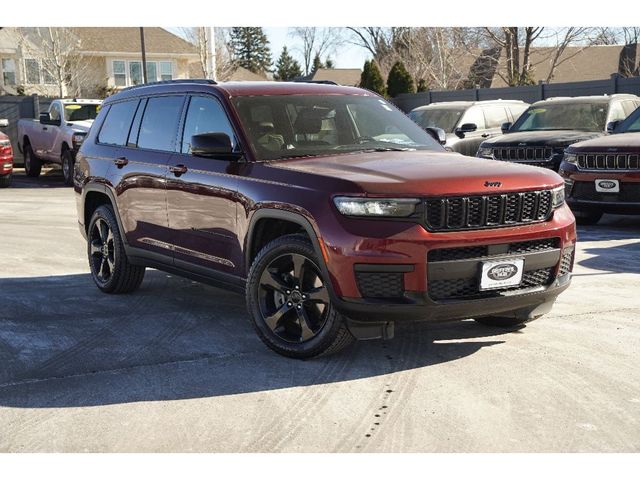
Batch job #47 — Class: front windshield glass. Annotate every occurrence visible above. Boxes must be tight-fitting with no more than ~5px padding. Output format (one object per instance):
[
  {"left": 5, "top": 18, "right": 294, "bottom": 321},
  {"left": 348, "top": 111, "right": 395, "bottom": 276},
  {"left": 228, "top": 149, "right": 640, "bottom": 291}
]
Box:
[
  {"left": 233, "top": 94, "right": 442, "bottom": 161},
  {"left": 511, "top": 102, "right": 608, "bottom": 132},
  {"left": 63, "top": 103, "right": 100, "bottom": 122},
  {"left": 616, "top": 106, "right": 640, "bottom": 133},
  {"left": 409, "top": 108, "right": 464, "bottom": 133}
]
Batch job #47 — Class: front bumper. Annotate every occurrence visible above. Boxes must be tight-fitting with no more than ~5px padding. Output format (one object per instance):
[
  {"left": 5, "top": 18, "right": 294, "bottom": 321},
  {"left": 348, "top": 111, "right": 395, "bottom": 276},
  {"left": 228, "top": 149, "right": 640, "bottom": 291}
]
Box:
[{"left": 320, "top": 204, "right": 576, "bottom": 322}]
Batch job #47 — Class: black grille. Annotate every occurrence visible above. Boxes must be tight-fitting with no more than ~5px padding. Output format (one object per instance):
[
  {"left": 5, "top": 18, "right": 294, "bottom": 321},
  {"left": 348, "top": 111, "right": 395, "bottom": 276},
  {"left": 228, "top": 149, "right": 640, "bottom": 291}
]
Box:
[
  {"left": 571, "top": 181, "right": 640, "bottom": 202},
  {"left": 424, "top": 190, "right": 553, "bottom": 232},
  {"left": 493, "top": 146, "right": 554, "bottom": 162},
  {"left": 577, "top": 152, "right": 640, "bottom": 171},
  {"left": 356, "top": 272, "right": 404, "bottom": 299},
  {"left": 558, "top": 247, "right": 574, "bottom": 276},
  {"left": 429, "top": 268, "right": 554, "bottom": 301},
  {"left": 428, "top": 238, "right": 560, "bottom": 262}
]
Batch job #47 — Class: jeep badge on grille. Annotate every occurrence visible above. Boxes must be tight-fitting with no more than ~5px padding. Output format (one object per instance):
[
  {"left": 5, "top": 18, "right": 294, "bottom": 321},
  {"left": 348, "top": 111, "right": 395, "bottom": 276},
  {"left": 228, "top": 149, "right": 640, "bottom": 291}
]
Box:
[{"left": 484, "top": 181, "right": 502, "bottom": 187}]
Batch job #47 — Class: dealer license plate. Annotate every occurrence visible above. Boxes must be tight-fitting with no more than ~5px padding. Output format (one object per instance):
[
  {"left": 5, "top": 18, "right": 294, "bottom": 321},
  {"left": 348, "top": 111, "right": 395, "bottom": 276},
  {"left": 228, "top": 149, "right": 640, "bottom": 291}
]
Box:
[
  {"left": 480, "top": 258, "right": 525, "bottom": 291},
  {"left": 595, "top": 179, "right": 620, "bottom": 193}
]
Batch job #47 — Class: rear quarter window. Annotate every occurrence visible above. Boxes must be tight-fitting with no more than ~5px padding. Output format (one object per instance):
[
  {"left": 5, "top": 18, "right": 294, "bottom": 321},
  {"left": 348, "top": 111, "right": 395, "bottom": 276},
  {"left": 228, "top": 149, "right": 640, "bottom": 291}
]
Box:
[{"left": 98, "top": 100, "right": 138, "bottom": 146}]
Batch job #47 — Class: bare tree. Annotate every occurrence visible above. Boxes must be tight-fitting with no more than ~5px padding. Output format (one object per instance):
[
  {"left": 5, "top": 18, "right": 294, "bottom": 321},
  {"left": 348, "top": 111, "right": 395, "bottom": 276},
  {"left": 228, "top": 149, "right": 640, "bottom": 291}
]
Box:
[
  {"left": 482, "top": 27, "right": 544, "bottom": 86},
  {"left": 539, "top": 28, "right": 596, "bottom": 83},
  {"left": 290, "top": 27, "right": 344, "bottom": 75},
  {"left": 594, "top": 27, "right": 640, "bottom": 45},
  {"left": 181, "top": 27, "right": 235, "bottom": 81},
  {"left": 14, "top": 27, "right": 89, "bottom": 97}
]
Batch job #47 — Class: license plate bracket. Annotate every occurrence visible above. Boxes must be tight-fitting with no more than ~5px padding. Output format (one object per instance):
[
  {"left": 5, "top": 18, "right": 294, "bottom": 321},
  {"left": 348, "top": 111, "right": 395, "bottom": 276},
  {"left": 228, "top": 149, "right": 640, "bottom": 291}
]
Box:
[{"left": 480, "top": 258, "right": 525, "bottom": 291}]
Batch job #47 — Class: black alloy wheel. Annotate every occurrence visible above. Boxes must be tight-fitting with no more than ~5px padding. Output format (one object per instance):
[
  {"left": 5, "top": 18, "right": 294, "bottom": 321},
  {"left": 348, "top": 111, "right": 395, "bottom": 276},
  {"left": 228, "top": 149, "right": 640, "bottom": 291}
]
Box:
[
  {"left": 89, "top": 217, "right": 116, "bottom": 286},
  {"left": 62, "top": 150, "right": 74, "bottom": 186}
]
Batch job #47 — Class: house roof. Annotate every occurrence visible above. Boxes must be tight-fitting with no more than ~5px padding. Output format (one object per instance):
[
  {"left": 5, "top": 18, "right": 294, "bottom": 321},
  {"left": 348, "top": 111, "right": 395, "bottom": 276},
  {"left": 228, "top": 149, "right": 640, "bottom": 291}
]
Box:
[
  {"left": 187, "top": 63, "right": 268, "bottom": 82},
  {"left": 311, "top": 68, "right": 362, "bottom": 86},
  {"left": 72, "top": 27, "right": 198, "bottom": 56}
]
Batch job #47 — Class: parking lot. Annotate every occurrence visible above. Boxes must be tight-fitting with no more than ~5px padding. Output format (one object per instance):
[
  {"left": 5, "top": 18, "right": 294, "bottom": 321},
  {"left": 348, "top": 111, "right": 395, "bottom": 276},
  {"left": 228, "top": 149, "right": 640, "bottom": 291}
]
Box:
[{"left": 0, "top": 168, "right": 639, "bottom": 452}]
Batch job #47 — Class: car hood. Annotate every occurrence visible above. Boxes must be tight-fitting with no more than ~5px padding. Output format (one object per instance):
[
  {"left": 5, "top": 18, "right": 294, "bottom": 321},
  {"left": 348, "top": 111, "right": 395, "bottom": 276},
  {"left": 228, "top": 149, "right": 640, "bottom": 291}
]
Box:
[
  {"left": 567, "top": 132, "right": 640, "bottom": 152},
  {"left": 270, "top": 150, "right": 563, "bottom": 196},
  {"left": 66, "top": 120, "right": 94, "bottom": 132},
  {"left": 481, "top": 130, "right": 602, "bottom": 148}
]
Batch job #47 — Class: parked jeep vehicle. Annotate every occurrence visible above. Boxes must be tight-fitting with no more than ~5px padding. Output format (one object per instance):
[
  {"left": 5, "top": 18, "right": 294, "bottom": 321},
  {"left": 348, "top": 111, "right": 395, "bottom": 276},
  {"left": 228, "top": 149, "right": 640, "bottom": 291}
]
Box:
[
  {"left": 0, "top": 119, "right": 13, "bottom": 188},
  {"left": 560, "top": 105, "right": 640, "bottom": 224},
  {"left": 477, "top": 94, "right": 640, "bottom": 170},
  {"left": 75, "top": 80, "right": 576, "bottom": 358},
  {"left": 17, "top": 99, "right": 102, "bottom": 185},
  {"left": 408, "top": 100, "right": 529, "bottom": 156}
]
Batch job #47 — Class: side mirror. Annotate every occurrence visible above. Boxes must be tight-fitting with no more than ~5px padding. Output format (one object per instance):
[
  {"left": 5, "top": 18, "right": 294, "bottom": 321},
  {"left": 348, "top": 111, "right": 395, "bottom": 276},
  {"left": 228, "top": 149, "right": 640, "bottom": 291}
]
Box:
[
  {"left": 425, "top": 127, "right": 447, "bottom": 146},
  {"left": 606, "top": 121, "right": 620, "bottom": 133},
  {"left": 501, "top": 122, "right": 512, "bottom": 134},
  {"left": 191, "top": 132, "right": 241, "bottom": 159},
  {"left": 454, "top": 123, "right": 477, "bottom": 138},
  {"left": 0, "top": 119, "right": 8, "bottom": 128},
  {"left": 39, "top": 112, "right": 60, "bottom": 126}
]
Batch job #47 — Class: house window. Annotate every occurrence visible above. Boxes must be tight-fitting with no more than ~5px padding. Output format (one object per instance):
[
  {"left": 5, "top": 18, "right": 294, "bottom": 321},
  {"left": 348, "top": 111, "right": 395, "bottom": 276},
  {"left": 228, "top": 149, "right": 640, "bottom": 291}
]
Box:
[
  {"left": 146, "top": 62, "right": 157, "bottom": 82},
  {"left": 42, "top": 68, "right": 55, "bottom": 85},
  {"left": 25, "top": 58, "right": 40, "bottom": 84},
  {"left": 160, "top": 61, "right": 173, "bottom": 81},
  {"left": 113, "top": 61, "right": 126, "bottom": 87},
  {"left": 129, "top": 61, "right": 143, "bottom": 86},
  {"left": 1, "top": 58, "right": 16, "bottom": 85}
]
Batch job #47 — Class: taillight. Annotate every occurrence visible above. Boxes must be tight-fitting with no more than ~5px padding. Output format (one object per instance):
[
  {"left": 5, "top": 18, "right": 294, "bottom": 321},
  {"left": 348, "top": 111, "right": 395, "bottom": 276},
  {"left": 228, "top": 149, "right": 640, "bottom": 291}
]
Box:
[{"left": 0, "top": 139, "right": 12, "bottom": 156}]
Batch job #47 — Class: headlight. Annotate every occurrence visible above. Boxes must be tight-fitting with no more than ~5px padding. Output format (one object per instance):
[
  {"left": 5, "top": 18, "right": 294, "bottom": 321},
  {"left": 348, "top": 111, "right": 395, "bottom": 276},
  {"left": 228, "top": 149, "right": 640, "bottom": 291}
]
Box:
[
  {"left": 333, "top": 197, "right": 419, "bottom": 217},
  {"left": 551, "top": 186, "right": 565, "bottom": 209},
  {"left": 72, "top": 132, "right": 86, "bottom": 148},
  {"left": 477, "top": 147, "right": 493, "bottom": 158},
  {"left": 563, "top": 153, "right": 577, "bottom": 165}
]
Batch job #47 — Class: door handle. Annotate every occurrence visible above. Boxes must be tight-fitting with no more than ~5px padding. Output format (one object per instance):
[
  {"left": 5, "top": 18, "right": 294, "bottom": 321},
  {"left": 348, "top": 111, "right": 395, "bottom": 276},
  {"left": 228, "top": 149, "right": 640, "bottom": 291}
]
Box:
[
  {"left": 113, "top": 157, "right": 129, "bottom": 167},
  {"left": 481, "top": 133, "right": 491, "bottom": 138},
  {"left": 43, "top": 127, "right": 48, "bottom": 131},
  {"left": 169, "top": 164, "right": 188, "bottom": 176}
]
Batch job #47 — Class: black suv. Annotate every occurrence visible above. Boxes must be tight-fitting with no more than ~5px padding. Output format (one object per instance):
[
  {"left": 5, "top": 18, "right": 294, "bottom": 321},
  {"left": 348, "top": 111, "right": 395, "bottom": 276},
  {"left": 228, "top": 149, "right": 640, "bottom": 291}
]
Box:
[
  {"left": 477, "top": 94, "right": 640, "bottom": 170},
  {"left": 408, "top": 100, "right": 529, "bottom": 156}
]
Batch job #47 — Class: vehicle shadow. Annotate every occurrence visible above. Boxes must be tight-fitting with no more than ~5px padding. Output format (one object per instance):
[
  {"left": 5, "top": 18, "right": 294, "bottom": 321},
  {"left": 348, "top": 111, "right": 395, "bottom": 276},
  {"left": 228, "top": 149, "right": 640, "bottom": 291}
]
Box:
[
  {"left": 8, "top": 168, "right": 69, "bottom": 189},
  {"left": 577, "top": 241, "right": 640, "bottom": 275},
  {"left": 577, "top": 214, "right": 640, "bottom": 242},
  {"left": 0, "top": 270, "right": 512, "bottom": 409}
]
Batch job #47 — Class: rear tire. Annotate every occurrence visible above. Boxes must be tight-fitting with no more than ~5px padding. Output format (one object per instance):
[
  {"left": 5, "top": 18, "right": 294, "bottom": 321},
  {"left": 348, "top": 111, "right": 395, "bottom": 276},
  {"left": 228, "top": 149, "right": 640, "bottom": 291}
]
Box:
[
  {"left": 246, "top": 234, "right": 354, "bottom": 358},
  {"left": 0, "top": 174, "right": 11, "bottom": 188},
  {"left": 87, "top": 204, "right": 145, "bottom": 294},
  {"left": 23, "top": 143, "right": 42, "bottom": 178},
  {"left": 573, "top": 208, "right": 603, "bottom": 225},
  {"left": 62, "top": 149, "right": 74, "bottom": 186}
]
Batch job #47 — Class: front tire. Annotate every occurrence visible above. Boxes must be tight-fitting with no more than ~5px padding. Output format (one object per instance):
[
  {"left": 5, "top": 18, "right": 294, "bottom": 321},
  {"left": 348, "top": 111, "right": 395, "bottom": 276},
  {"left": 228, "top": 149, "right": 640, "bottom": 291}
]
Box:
[
  {"left": 23, "top": 143, "right": 42, "bottom": 178},
  {"left": 62, "top": 149, "right": 74, "bottom": 186},
  {"left": 0, "top": 174, "right": 11, "bottom": 188},
  {"left": 87, "top": 205, "right": 145, "bottom": 294},
  {"left": 246, "top": 234, "right": 354, "bottom": 358}
]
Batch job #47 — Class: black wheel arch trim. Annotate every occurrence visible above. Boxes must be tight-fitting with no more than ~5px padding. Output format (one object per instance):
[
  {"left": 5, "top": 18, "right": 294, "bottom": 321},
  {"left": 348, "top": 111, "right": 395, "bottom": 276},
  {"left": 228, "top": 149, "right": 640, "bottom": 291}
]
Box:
[{"left": 81, "top": 182, "right": 129, "bottom": 249}]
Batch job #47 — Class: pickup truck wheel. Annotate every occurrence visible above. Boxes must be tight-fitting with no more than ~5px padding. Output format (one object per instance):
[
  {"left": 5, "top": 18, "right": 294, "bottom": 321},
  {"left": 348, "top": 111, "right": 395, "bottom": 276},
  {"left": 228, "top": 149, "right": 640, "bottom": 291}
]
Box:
[
  {"left": 23, "top": 144, "right": 42, "bottom": 178},
  {"left": 246, "top": 234, "right": 355, "bottom": 358},
  {"left": 0, "top": 174, "right": 11, "bottom": 188},
  {"left": 573, "top": 209, "right": 603, "bottom": 225},
  {"left": 88, "top": 205, "right": 145, "bottom": 294},
  {"left": 62, "top": 150, "right": 74, "bottom": 186}
]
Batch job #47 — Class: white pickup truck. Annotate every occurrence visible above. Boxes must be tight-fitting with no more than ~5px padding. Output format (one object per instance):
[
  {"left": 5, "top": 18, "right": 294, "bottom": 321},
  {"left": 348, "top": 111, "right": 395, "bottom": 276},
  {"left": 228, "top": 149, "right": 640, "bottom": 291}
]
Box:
[{"left": 17, "top": 99, "right": 102, "bottom": 185}]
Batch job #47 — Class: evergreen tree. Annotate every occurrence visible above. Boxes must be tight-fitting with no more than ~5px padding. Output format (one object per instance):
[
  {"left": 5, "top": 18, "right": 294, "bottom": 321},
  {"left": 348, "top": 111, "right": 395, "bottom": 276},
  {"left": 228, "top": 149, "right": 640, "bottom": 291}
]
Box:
[
  {"left": 274, "top": 46, "right": 302, "bottom": 81},
  {"left": 311, "top": 53, "right": 324, "bottom": 74},
  {"left": 387, "top": 61, "right": 415, "bottom": 97},
  {"left": 325, "top": 58, "right": 335, "bottom": 69},
  {"left": 359, "top": 60, "right": 386, "bottom": 96},
  {"left": 416, "top": 78, "right": 428, "bottom": 92},
  {"left": 229, "top": 27, "right": 272, "bottom": 75}
]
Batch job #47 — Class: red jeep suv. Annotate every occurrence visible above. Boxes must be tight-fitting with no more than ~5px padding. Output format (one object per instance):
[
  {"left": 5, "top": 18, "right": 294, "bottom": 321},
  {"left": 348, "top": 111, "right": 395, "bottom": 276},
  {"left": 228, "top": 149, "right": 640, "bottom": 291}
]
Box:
[{"left": 75, "top": 80, "right": 576, "bottom": 358}]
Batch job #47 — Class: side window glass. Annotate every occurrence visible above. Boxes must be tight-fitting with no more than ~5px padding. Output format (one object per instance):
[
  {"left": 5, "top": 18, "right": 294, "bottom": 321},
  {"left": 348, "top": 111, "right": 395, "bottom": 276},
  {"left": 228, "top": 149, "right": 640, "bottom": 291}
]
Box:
[
  {"left": 621, "top": 101, "right": 637, "bottom": 118},
  {"left": 126, "top": 98, "right": 146, "bottom": 148},
  {"left": 137, "top": 96, "right": 184, "bottom": 152},
  {"left": 483, "top": 106, "right": 509, "bottom": 128},
  {"left": 49, "top": 103, "right": 61, "bottom": 121},
  {"left": 98, "top": 100, "right": 138, "bottom": 146},
  {"left": 608, "top": 102, "right": 626, "bottom": 123},
  {"left": 460, "top": 106, "right": 485, "bottom": 129},
  {"left": 509, "top": 105, "right": 528, "bottom": 122},
  {"left": 181, "top": 96, "right": 236, "bottom": 154}
]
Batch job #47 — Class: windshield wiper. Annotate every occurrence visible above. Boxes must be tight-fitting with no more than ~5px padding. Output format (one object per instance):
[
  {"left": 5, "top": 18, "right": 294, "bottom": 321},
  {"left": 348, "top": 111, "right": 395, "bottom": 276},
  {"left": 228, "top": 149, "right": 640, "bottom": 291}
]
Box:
[{"left": 359, "top": 147, "right": 417, "bottom": 152}]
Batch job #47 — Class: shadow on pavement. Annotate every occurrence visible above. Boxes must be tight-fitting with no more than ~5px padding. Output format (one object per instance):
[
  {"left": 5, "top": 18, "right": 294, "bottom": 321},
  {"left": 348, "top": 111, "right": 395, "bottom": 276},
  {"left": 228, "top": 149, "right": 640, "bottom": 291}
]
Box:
[
  {"left": 577, "top": 214, "right": 640, "bottom": 242},
  {"left": 8, "top": 168, "right": 68, "bottom": 189},
  {"left": 578, "top": 241, "right": 640, "bottom": 275},
  {"left": 0, "top": 270, "right": 510, "bottom": 408}
]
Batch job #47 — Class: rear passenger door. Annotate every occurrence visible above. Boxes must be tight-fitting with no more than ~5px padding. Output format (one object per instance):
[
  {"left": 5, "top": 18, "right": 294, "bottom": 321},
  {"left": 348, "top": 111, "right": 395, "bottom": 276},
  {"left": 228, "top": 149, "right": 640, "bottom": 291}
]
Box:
[
  {"left": 166, "top": 94, "right": 242, "bottom": 276},
  {"left": 107, "top": 95, "right": 186, "bottom": 258}
]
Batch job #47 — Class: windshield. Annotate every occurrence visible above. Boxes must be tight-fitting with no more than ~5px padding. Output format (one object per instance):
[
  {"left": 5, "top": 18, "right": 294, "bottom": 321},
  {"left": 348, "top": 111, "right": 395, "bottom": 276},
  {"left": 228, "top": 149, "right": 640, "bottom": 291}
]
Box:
[
  {"left": 409, "top": 108, "right": 464, "bottom": 133},
  {"left": 511, "top": 102, "right": 608, "bottom": 132},
  {"left": 63, "top": 103, "right": 100, "bottom": 122},
  {"left": 232, "top": 94, "right": 443, "bottom": 161},
  {"left": 616, "top": 106, "right": 640, "bottom": 133}
]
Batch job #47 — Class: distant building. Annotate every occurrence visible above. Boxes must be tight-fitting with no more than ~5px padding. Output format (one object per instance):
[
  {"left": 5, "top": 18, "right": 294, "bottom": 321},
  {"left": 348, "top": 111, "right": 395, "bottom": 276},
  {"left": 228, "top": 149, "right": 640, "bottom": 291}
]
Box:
[{"left": 310, "top": 68, "right": 362, "bottom": 86}]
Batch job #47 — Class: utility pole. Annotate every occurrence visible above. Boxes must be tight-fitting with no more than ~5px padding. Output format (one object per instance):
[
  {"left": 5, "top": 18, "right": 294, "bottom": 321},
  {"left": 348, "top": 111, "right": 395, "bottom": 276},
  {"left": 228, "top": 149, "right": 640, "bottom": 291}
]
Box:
[
  {"left": 205, "top": 27, "right": 217, "bottom": 81},
  {"left": 140, "top": 27, "right": 148, "bottom": 84}
]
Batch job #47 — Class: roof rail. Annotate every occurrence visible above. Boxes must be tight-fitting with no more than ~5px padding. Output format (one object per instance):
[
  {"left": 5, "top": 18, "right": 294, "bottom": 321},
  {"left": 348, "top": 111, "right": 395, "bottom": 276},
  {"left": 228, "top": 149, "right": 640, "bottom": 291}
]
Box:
[
  {"left": 120, "top": 78, "right": 217, "bottom": 92},
  {"left": 293, "top": 79, "right": 339, "bottom": 86}
]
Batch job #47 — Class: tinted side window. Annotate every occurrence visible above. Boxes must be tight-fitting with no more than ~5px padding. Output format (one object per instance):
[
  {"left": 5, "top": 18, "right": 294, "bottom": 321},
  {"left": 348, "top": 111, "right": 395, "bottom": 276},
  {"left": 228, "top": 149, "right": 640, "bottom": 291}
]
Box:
[
  {"left": 181, "top": 96, "right": 236, "bottom": 154},
  {"left": 508, "top": 104, "right": 528, "bottom": 122},
  {"left": 98, "top": 100, "right": 138, "bottom": 146},
  {"left": 483, "top": 106, "right": 509, "bottom": 128},
  {"left": 50, "top": 103, "right": 62, "bottom": 122},
  {"left": 138, "top": 96, "right": 185, "bottom": 152},
  {"left": 460, "top": 106, "right": 485, "bottom": 129},
  {"left": 608, "top": 101, "right": 626, "bottom": 123}
]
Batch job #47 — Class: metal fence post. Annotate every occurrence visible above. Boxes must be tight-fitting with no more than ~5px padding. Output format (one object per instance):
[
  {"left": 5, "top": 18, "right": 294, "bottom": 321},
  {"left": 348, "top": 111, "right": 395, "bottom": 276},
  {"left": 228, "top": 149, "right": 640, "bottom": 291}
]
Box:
[
  {"left": 611, "top": 73, "right": 619, "bottom": 94},
  {"left": 538, "top": 81, "right": 545, "bottom": 101},
  {"left": 31, "top": 94, "right": 40, "bottom": 119}
]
